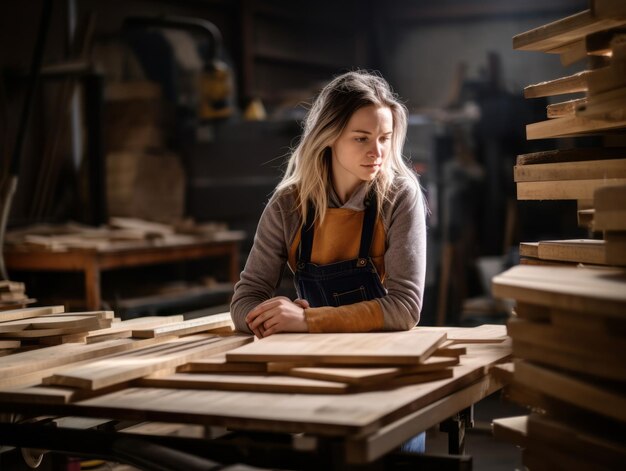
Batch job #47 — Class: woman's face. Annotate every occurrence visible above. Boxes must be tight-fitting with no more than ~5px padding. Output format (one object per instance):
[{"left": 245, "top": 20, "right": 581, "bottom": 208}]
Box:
[{"left": 330, "top": 105, "right": 393, "bottom": 197}]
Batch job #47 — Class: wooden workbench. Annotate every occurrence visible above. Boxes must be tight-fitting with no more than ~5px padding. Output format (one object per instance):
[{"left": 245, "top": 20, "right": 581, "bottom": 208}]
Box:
[
  {"left": 0, "top": 333, "right": 511, "bottom": 469},
  {"left": 4, "top": 237, "right": 242, "bottom": 310}
]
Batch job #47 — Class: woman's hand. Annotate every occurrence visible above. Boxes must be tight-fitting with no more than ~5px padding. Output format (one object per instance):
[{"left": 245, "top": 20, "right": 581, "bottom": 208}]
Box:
[{"left": 246, "top": 296, "right": 309, "bottom": 338}]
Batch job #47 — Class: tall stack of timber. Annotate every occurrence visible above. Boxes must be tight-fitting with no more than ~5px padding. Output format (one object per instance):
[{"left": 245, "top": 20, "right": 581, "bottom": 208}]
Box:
[{"left": 491, "top": 2, "right": 626, "bottom": 469}]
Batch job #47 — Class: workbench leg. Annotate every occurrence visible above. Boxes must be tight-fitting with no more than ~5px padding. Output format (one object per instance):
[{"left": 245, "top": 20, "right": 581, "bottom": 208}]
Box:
[
  {"left": 440, "top": 406, "right": 474, "bottom": 455},
  {"left": 84, "top": 262, "right": 101, "bottom": 311}
]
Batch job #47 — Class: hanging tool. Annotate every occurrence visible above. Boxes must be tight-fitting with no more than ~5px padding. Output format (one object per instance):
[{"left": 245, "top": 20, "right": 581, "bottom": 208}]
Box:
[{"left": 122, "top": 15, "right": 234, "bottom": 120}]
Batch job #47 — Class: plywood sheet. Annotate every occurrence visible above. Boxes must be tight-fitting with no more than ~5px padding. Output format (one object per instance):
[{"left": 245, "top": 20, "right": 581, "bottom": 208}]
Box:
[
  {"left": 225, "top": 331, "right": 446, "bottom": 365},
  {"left": 492, "top": 264, "right": 626, "bottom": 317}
]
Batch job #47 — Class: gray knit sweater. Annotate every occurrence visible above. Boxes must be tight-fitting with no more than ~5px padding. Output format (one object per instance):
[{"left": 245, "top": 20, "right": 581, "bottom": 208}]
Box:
[{"left": 230, "top": 177, "right": 427, "bottom": 333}]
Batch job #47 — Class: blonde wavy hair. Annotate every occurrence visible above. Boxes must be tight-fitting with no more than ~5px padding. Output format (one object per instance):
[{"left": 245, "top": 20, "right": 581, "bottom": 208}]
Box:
[{"left": 276, "top": 70, "right": 418, "bottom": 224}]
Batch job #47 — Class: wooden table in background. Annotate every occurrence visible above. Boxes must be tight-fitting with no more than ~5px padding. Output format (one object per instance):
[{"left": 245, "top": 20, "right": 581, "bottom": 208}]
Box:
[{"left": 4, "top": 238, "right": 242, "bottom": 310}]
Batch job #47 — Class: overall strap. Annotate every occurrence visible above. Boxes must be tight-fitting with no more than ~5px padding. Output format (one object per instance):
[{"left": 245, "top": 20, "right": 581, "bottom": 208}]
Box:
[
  {"left": 298, "top": 201, "right": 316, "bottom": 265},
  {"left": 357, "top": 191, "right": 378, "bottom": 263}
]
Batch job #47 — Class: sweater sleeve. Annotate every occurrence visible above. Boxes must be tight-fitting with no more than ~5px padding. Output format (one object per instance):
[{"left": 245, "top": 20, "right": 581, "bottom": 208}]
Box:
[
  {"left": 230, "top": 193, "right": 291, "bottom": 333},
  {"left": 305, "top": 179, "right": 427, "bottom": 332}
]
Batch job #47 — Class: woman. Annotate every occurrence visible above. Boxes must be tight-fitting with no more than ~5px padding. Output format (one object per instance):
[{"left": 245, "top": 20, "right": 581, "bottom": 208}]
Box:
[{"left": 231, "top": 70, "right": 426, "bottom": 339}]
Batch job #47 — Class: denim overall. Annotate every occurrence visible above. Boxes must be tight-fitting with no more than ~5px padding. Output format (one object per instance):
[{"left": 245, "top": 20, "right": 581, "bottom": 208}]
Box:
[
  {"left": 294, "top": 193, "right": 426, "bottom": 454},
  {"left": 294, "top": 193, "right": 386, "bottom": 307}
]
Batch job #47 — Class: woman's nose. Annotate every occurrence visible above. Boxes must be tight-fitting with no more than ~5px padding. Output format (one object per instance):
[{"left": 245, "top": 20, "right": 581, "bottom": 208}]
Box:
[{"left": 368, "top": 141, "right": 383, "bottom": 158}]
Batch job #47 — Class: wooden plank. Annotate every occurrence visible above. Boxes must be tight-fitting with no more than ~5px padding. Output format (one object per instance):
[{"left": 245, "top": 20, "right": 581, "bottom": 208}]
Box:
[
  {"left": 132, "top": 313, "right": 234, "bottom": 338},
  {"left": 433, "top": 345, "right": 466, "bottom": 357},
  {"left": 57, "top": 343, "right": 511, "bottom": 437},
  {"left": 0, "top": 319, "right": 108, "bottom": 338},
  {"left": 225, "top": 331, "right": 447, "bottom": 365},
  {"left": 492, "top": 415, "right": 528, "bottom": 447},
  {"left": 507, "top": 317, "right": 625, "bottom": 358},
  {"left": 284, "top": 366, "right": 400, "bottom": 385},
  {"left": 491, "top": 264, "right": 626, "bottom": 317},
  {"left": 181, "top": 356, "right": 268, "bottom": 373},
  {"left": 43, "top": 334, "right": 253, "bottom": 390},
  {"left": 512, "top": 340, "right": 626, "bottom": 382},
  {"left": 512, "top": 9, "right": 626, "bottom": 52},
  {"left": 0, "top": 340, "right": 20, "bottom": 349},
  {"left": 519, "top": 242, "right": 539, "bottom": 258},
  {"left": 514, "top": 158, "right": 626, "bottom": 182},
  {"left": 547, "top": 97, "right": 585, "bottom": 118},
  {"left": 0, "top": 306, "right": 65, "bottom": 323},
  {"left": 517, "top": 178, "right": 626, "bottom": 200},
  {"left": 120, "top": 421, "right": 206, "bottom": 438},
  {"left": 0, "top": 338, "right": 167, "bottom": 387},
  {"left": 587, "top": 62, "right": 626, "bottom": 95},
  {"left": 0, "top": 315, "right": 106, "bottom": 333},
  {"left": 387, "top": 368, "right": 454, "bottom": 386},
  {"left": 285, "top": 360, "right": 457, "bottom": 386},
  {"left": 137, "top": 372, "right": 351, "bottom": 394},
  {"left": 524, "top": 71, "right": 590, "bottom": 98},
  {"left": 557, "top": 38, "right": 589, "bottom": 66},
  {"left": 526, "top": 115, "right": 626, "bottom": 140},
  {"left": 415, "top": 325, "right": 507, "bottom": 344},
  {"left": 516, "top": 147, "right": 626, "bottom": 166},
  {"left": 86, "top": 315, "right": 185, "bottom": 343},
  {"left": 536, "top": 239, "right": 607, "bottom": 264},
  {"left": 577, "top": 86, "right": 626, "bottom": 117},
  {"left": 514, "top": 360, "right": 626, "bottom": 421}
]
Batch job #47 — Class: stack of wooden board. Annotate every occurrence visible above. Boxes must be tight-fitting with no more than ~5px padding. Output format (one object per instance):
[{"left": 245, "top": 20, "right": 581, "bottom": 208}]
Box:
[
  {"left": 0, "top": 325, "right": 509, "bottom": 404},
  {"left": 492, "top": 265, "right": 626, "bottom": 469},
  {"left": 0, "top": 306, "right": 234, "bottom": 352},
  {"left": 490, "top": 4, "right": 626, "bottom": 467},
  {"left": 0, "top": 325, "right": 511, "bottom": 465},
  {"left": 5, "top": 217, "right": 245, "bottom": 252},
  {"left": 0, "top": 280, "right": 33, "bottom": 310},
  {"left": 0, "top": 306, "right": 113, "bottom": 349},
  {"left": 513, "top": 0, "right": 626, "bottom": 267}
]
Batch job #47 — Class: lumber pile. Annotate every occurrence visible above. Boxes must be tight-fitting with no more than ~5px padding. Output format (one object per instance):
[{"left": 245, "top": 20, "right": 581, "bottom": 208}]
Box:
[
  {"left": 514, "top": 0, "right": 626, "bottom": 267},
  {"left": 0, "top": 324, "right": 509, "bottom": 408},
  {"left": 5, "top": 218, "right": 244, "bottom": 252},
  {"left": 491, "top": 4, "right": 626, "bottom": 467},
  {"left": 0, "top": 280, "right": 34, "bottom": 310}
]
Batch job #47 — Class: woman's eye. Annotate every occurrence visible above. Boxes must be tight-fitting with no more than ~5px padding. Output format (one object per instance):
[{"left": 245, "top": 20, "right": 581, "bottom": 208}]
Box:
[
  {"left": 355, "top": 137, "right": 367, "bottom": 143},
  {"left": 380, "top": 136, "right": 391, "bottom": 144}
]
